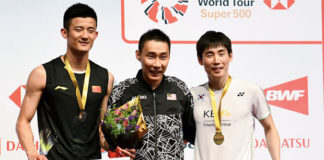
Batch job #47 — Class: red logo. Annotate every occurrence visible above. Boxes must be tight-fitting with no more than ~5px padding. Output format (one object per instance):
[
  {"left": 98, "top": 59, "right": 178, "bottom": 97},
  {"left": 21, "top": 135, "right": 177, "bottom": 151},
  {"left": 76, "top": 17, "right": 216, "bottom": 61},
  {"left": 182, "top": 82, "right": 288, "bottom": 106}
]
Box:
[
  {"left": 92, "top": 86, "right": 102, "bottom": 93},
  {"left": 264, "top": 0, "right": 295, "bottom": 10},
  {"left": 142, "top": 0, "right": 188, "bottom": 24},
  {"left": 9, "top": 85, "right": 26, "bottom": 108},
  {"left": 264, "top": 77, "right": 308, "bottom": 115}
]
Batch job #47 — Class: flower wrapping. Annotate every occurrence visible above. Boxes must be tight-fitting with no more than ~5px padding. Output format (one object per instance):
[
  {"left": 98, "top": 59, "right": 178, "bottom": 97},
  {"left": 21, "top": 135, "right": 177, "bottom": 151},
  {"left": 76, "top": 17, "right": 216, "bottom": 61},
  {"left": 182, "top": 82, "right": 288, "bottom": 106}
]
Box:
[{"left": 101, "top": 96, "right": 147, "bottom": 149}]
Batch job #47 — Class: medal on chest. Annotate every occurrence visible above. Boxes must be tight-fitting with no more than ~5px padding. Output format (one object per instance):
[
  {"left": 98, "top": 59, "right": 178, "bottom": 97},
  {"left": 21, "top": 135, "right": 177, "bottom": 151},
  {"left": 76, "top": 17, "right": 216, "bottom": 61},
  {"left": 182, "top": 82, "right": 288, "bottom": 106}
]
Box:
[
  {"left": 213, "top": 132, "right": 225, "bottom": 145},
  {"left": 208, "top": 76, "right": 231, "bottom": 145},
  {"left": 79, "top": 110, "right": 88, "bottom": 122},
  {"left": 64, "top": 56, "right": 91, "bottom": 122}
]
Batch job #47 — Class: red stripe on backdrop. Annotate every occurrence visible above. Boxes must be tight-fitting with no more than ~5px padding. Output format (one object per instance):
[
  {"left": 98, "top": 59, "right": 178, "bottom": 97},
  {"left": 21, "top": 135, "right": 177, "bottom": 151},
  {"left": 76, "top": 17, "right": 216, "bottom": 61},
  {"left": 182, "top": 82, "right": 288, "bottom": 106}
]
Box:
[
  {"left": 122, "top": 39, "right": 322, "bottom": 45},
  {"left": 171, "top": 41, "right": 322, "bottom": 44},
  {"left": 322, "top": 0, "right": 324, "bottom": 104}
]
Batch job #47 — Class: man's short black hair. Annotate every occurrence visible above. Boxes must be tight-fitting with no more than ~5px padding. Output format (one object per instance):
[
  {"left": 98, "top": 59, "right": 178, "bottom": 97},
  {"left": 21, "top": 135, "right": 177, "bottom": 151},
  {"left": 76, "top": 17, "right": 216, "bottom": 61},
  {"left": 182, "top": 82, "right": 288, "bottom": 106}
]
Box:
[
  {"left": 138, "top": 29, "right": 171, "bottom": 53},
  {"left": 196, "top": 31, "right": 232, "bottom": 59},
  {"left": 63, "top": 3, "right": 97, "bottom": 30}
]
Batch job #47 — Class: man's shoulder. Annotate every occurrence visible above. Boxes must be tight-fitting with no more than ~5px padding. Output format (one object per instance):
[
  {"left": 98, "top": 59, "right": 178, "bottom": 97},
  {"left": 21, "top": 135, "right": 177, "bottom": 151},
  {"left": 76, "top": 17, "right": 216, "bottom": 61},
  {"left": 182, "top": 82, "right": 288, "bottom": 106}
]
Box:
[
  {"left": 230, "top": 77, "right": 263, "bottom": 96},
  {"left": 109, "top": 77, "right": 138, "bottom": 103},
  {"left": 231, "top": 77, "right": 259, "bottom": 89},
  {"left": 113, "top": 77, "right": 138, "bottom": 92},
  {"left": 165, "top": 76, "right": 190, "bottom": 94},
  {"left": 89, "top": 59, "right": 108, "bottom": 71},
  {"left": 190, "top": 83, "right": 207, "bottom": 91},
  {"left": 165, "top": 75, "right": 187, "bottom": 86},
  {"left": 40, "top": 57, "right": 63, "bottom": 77},
  {"left": 88, "top": 60, "right": 109, "bottom": 82},
  {"left": 42, "top": 56, "right": 61, "bottom": 66}
]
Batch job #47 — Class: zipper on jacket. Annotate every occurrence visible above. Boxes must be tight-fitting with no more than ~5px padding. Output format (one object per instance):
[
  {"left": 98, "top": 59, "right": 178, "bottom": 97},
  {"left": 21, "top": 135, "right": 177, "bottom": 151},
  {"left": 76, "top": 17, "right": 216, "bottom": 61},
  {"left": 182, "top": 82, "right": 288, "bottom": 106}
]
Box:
[{"left": 153, "top": 92, "right": 157, "bottom": 160}]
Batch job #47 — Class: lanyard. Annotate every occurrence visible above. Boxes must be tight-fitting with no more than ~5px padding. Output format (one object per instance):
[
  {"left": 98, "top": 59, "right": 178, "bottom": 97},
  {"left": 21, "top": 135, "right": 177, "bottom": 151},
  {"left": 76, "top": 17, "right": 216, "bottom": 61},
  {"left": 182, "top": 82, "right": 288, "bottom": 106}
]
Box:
[
  {"left": 208, "top": 76, "right": 231, "bottom": 133},
  {"left": 64, "top": 56, "right": 90, "bottom": 111}
]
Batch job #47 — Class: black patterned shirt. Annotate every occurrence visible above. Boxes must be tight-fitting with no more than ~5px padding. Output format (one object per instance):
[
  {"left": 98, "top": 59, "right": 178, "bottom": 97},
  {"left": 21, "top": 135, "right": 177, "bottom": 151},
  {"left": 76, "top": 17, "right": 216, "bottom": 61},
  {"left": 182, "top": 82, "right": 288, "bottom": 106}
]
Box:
[{"left": 108, "top": 69, "right": 195, "bottom": 160}]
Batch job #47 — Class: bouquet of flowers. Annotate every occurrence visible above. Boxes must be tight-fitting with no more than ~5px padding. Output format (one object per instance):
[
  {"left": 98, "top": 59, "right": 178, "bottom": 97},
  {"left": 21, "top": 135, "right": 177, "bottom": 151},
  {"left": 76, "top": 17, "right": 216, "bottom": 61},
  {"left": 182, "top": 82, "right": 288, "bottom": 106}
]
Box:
[{"left": 101, "top": 96, "right": 147, "bottom": 149}]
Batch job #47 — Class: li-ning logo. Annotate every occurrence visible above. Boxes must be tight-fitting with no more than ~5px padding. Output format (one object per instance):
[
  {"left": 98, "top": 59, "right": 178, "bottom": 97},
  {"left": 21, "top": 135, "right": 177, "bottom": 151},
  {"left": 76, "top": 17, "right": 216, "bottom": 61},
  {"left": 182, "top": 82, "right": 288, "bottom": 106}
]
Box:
[
  {"left": 263, "top": 76, "right": 308, "bottom": 115},
  {"left": 141, "top": 0, "right": 188, "bottom": 24},
  {"left": 264, "top": 0, "right": 295, "bottom": 10},
  {"left": 9, "top": 85, "right": 26, "bottom": 108}
]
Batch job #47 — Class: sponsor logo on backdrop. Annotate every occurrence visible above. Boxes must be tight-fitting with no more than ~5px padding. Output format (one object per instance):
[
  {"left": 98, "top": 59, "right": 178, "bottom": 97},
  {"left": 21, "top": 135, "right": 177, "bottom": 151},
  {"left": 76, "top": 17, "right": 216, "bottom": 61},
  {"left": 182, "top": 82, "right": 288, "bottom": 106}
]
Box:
[
  {"left": 0, "top": 138, "right": 106, "bottom": 156},
  {"left": 128, "top": 0, "right": 295, "bottom": 24},
  {"left": 122, "top": 0, "right": 302, "bottom": 43},
  {"left": 198, "top": 0, "right": 293, "bottom": 21},
  {"left": 264, "top": 0, "right": 295, "bottom": 10},
  {"left": 9, "top": 85, "right": 26, "bottom": 108},
  {"left": 128, "top": 0, "right": 260, "bottom": 25},
  {"left": 184, "top": 137, "right": 310, "bottom": 149},
  {"left": 198, "top": 0, "right": 255, "bottom": 21},
  {"left": 6, "top": 140, "right": 38, "bottom": 151},
  {"left": 264, "top": 76, "right": 308, "bottom": 115},
  {"left": 141, "top": 0, "right": 188, "bottom": 24},
  {"left": 255, "top": 138, "right": 310, "bottom": 148}
]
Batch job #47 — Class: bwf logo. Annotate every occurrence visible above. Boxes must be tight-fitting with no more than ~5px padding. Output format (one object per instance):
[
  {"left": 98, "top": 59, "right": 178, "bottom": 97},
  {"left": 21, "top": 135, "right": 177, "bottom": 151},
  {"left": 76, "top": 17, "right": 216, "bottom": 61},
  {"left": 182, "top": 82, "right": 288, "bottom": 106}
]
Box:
[
  {"left": 264, "top": 77, "right": 308, "bottom": 115},
  {"left": 264, "top": 0, "right": 295, "bottom": 10},
  {"left": 266, "top": 90, "right": 304, "bottom": 101},
  {"left": 141, "top": 0, "right": 188, "bottom": 24}
]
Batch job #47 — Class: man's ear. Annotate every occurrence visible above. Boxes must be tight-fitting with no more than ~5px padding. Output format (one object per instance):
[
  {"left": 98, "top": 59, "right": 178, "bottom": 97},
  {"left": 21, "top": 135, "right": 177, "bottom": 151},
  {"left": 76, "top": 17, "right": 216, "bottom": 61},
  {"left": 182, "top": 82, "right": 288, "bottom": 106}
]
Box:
[
  {"left": 61, "top": 28, "right": 68, "bottom": 39},
  {"left": 93, "top": 31, "right": 99, "bottom": 40},
  {"left": 136, "top": 50, "right": 141, "bottom": 61},
  {"left": 229, "top": 52, "right": 233, "bottom": 62}
]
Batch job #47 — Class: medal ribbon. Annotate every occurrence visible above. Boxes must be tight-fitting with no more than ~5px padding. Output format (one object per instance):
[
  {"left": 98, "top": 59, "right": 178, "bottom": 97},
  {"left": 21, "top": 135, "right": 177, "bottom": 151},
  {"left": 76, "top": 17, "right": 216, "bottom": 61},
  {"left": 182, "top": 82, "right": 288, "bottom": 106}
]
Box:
[
  {"left": 64, "top": 56, "right": 90, "bottom": 111},
  {"left": 209, "top": 76, "right": 231, "bottom": 133}
]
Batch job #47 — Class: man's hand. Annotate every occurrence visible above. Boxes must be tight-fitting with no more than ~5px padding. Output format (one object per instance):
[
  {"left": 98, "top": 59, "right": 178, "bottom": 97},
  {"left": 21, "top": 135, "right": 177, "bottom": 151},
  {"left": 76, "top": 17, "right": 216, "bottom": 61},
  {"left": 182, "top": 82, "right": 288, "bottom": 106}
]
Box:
[
  {"left": 27, "top": 152, "right": 48, "bottom": 160},
  {"left": 116, "top": 146, "right": 136, "bottom": 159}
]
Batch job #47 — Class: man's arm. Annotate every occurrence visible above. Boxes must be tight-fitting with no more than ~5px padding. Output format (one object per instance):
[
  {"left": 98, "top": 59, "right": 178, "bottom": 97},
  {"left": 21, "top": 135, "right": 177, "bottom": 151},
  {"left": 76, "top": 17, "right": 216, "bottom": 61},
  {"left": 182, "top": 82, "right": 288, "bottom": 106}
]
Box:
[
  {"left": 259, "top": 114, "right": 280, "bottom": 160},
  {"left": 99, "top": 71, "right": 114, "bottom": 151},
  {"left": 16, "top": 65, "right": 47, "bottom": 160}
]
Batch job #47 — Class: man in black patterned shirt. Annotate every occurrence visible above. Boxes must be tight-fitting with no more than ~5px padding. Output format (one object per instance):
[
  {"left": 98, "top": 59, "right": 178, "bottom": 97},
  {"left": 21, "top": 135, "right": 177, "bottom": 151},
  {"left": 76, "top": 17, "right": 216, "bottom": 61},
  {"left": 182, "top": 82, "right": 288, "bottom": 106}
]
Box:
[{"left": 107, "top": 29, "right": 195, "bottom": 160}]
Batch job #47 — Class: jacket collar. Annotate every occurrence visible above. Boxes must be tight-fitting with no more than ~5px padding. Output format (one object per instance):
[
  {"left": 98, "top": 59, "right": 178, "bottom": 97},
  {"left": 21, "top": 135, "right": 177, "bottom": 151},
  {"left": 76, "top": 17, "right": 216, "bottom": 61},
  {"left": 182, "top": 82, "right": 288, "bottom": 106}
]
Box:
[{"left": 136, "top": 69, "right": 166, "bottom": 91}]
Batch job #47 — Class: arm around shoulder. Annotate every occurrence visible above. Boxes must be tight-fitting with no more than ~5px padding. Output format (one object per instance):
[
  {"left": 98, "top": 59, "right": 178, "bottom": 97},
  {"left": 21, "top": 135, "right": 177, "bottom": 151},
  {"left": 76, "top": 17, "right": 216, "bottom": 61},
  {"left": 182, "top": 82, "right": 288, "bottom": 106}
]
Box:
[
  {"left": 16, "top": 65, "right": 47, "bottom": 159},
  {"left": 259, "top": 114, "right": 280, "bottom": 160}
]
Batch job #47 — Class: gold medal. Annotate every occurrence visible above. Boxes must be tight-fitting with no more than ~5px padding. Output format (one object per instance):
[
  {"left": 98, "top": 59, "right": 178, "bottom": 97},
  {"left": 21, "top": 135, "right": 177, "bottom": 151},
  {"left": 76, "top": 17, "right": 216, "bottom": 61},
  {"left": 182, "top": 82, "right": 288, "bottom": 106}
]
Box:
[
  {"left": 209, "top": 76, "right": 231, "bottom": 146},
  {"left": 79, "top": 110, "right": 87, "bottom": 122},
  {"left": 64, "top": 55, "right": 90, "bottom": 122},
  {"left": 213, "top": 132, "right": 224, "bottom": 145}
]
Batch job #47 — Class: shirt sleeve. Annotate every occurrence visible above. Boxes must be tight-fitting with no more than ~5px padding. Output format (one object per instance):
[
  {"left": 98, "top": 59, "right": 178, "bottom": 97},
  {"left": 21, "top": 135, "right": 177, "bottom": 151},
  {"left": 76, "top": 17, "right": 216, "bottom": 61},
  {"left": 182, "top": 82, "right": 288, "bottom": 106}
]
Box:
[
  {"left": 252, "top": 84, "right": 271, "bottom": 120},
  {"left": 107, "top": 79, "right": 130, "bottom": 109}
]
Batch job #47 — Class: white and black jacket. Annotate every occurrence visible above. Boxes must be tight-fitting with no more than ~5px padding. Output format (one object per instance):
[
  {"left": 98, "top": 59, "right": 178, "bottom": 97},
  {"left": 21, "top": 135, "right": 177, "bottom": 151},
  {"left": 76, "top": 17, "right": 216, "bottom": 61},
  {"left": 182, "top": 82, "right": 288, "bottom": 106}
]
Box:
[{"left": 108, "top": 70, "right": 195, "bottom": 160}]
